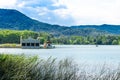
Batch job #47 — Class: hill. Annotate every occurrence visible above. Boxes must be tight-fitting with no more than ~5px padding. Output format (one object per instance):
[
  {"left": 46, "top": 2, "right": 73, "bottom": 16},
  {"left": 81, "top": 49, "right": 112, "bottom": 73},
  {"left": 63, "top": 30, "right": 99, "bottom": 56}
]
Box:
[
  {"left": 0, "top": 9, "right": 110, "bottom": 36},
  {"left": 71, "top": 24, "right": 120, "bottom": 34}
]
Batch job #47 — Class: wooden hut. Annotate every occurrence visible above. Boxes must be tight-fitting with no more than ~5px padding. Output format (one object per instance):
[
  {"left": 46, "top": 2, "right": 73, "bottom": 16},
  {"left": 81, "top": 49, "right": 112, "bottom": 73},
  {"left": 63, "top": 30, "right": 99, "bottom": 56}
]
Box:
[{"left": 21, "top": 37, "right": 40, "bottom": 49}]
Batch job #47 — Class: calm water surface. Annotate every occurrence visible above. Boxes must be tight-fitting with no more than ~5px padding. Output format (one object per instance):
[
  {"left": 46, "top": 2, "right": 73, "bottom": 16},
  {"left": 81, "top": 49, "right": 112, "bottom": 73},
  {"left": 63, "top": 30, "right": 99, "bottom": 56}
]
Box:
[{"left": 0, "top": 45, "right": 120, "bottom": 67}]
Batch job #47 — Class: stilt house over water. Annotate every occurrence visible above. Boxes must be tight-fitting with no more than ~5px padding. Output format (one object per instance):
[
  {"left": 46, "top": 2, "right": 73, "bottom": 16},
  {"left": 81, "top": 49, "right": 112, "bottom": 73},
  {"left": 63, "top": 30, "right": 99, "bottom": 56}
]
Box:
[{"left": 21, "top": 37, "right": 40, "bottom": 49}]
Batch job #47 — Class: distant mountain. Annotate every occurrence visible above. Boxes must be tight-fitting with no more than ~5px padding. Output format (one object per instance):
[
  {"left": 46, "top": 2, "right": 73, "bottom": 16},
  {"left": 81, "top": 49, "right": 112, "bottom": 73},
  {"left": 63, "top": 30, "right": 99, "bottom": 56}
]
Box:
[
  {"left": 0, "top": 9, "right": 111, "bottom": 36},
  {"left": 0, "top": 9, "right": 64, "bottom": 31},
  {"left": 71, "top": 24, "right": 120, "bottom": 34}
]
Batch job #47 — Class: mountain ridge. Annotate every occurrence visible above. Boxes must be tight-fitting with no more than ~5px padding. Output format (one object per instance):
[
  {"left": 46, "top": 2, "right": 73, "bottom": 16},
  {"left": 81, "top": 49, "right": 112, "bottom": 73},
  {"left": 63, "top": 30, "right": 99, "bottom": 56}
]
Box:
[
  {"left": 0, "top": 9, "right": 119, "bottom": 36},
  {"left": 71, "top": 24, "right": 120, "bottom": 34}
]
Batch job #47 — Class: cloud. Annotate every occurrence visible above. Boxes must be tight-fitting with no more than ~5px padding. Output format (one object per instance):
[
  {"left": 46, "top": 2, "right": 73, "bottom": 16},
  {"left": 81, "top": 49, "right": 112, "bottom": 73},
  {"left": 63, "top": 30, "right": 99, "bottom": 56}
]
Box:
[
  {"left": 57, "top": 0, "right": 120, "bottom": 25},
  {"left": 16, "top": 0, "right": 74, "bottom": 26},
  {"left": 0, "top": 0, "right": 120, "bottom": 26},
  {"left": 0, "top": 0, "right": 17, "bottom": 8}
]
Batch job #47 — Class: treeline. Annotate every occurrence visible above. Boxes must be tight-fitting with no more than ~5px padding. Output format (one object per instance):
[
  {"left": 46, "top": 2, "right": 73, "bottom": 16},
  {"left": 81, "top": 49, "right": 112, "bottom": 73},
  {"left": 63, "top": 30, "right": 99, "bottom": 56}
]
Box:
[
  {"left": 0, "top": 30, "right": 120, "bottom": 45},
  {"left": 51, "top": 36, "right": 120, "bottom": 45},
  {"left": 0, "top": 30, "right": 52, "bottom": 44},
  {"left": 0, "top": 30, "right": 39, "bottom": 43}
]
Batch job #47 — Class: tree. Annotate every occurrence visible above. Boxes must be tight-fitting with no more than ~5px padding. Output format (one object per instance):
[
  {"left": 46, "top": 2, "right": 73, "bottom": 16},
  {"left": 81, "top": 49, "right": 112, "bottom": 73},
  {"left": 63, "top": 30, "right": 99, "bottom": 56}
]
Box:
[{"left": 112, "top": 40, "right": 118, "bottom": 45}]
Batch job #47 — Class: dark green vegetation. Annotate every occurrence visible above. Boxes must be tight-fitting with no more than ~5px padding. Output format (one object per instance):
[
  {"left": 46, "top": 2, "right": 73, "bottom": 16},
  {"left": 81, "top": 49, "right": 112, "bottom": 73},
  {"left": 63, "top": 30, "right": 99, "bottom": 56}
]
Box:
[
  {"left": 0, "top": 54, "right": 79, "bottom": 80},
  {"left": 0, "top": 30, "right": 38, "bottom": 44},
  {"left": 52, "top": 36, "right": 120, "bottom": 45},
  {"left": 0, "top": 30, "right": 120, "bottom": 45},
  {"left": 0, "top": 9, "right": 114, "bottom": 36},
  {"left": 71, "top": 24, "right": 120, "bottom": 34},
  {"left": 0, "top": 54, "right": 120, "bottom": 80}
]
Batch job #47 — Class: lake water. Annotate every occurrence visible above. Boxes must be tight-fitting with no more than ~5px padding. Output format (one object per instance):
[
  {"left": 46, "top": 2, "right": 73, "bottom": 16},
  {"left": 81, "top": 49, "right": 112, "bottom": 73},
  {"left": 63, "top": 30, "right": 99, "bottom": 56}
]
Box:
[{"left": 0, "top": 45, "right": 120, "bottom": 68}]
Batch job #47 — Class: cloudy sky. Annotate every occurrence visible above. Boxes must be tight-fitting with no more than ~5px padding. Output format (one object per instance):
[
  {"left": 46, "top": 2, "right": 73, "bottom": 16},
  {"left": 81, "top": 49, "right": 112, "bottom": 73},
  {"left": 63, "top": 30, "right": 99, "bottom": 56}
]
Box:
[{"left": 0, "top": 0, "right": 120, "bottom": 26}]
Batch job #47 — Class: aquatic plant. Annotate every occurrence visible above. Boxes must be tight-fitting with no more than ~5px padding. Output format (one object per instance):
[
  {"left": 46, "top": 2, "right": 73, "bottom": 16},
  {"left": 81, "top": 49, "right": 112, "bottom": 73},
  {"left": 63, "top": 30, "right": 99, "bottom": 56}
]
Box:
[{"left": 0, "top": 54, "right": 120, "bottom": 80}]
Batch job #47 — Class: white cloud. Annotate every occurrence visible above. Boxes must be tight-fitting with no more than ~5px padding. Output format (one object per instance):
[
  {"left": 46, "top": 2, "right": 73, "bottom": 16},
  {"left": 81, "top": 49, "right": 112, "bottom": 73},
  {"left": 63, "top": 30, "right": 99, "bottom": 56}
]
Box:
[
  {"left": 0, "top": 0, "right": 17, "bottom": 8},
  {"left": 54, "top": 9, "right": 70, "bottom": 19},
  {"left": 0, "top": 0, "right": 120, "bottom": 25},
  {"left": 17, "top": 1, "right": 25, "bottom": 8},
  {"left": 56, "top": 0, "right": 120, "bottom": 25}
]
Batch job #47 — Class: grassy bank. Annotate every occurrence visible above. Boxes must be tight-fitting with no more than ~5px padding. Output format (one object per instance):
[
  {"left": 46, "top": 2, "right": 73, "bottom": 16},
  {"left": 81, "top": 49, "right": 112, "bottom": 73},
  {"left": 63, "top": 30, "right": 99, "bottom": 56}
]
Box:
[
  {"left": 0, "top": 54, "right": 120, "bottom": 80},
  {"left": 0, "top": 43, "right": 21, "bottom": 48},
  {"left": 0, "top": 44, "right": 55, "bottom": 49}
]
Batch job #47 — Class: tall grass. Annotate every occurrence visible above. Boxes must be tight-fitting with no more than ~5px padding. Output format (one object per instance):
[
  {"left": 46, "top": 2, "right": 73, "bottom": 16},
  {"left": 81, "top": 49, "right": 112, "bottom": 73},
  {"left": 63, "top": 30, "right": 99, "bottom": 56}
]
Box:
[
  {"left": 0, "top": 43, "right": 21, "bottom": 48},
  {"left": 0, "top": 54, "right": 79, "bottom": 80},
  {"left": 29, "top": 58, "right": 79, "bottom": 80},
  {"left": 0, "top": 54, "right": 120, "bottom": 80},
  {"left": 0, "top": 54, "right": 37, "bottom": 80}
]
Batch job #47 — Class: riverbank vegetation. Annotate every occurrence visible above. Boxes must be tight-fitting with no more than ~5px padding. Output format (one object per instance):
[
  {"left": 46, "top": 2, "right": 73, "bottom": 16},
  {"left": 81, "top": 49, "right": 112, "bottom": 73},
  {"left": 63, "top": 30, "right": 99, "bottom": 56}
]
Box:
[
  {"left": 0, "top": 54, "right": 79, "bottom": 80},
  {"left": 0, "top": 30, "right": 120, "bottom": 45},
  {"left": 0, "top": 54, "right": 120, "bottom": 80},
  {"left": 0, "top": 43, "right": 20, "bottom": 48}
]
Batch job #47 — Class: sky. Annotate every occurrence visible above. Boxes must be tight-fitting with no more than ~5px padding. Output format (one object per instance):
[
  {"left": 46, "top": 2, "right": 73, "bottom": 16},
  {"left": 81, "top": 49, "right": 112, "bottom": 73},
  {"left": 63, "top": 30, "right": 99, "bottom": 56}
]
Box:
[{"left": 0, "top": 0, "right": 120, "bottom": 26}]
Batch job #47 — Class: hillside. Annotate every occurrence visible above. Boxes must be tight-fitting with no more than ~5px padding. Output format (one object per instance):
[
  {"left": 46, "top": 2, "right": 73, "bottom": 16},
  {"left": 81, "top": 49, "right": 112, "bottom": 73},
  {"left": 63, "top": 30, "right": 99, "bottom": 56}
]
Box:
[
  {"left": 71, "top": 24, "right": 120, "bottom": 34},
  {"left": 0, "top": 9, "right": 109, "bottom": 36},
  {"left": 0, "top": 9, "right": 63, "bottom": 31}
]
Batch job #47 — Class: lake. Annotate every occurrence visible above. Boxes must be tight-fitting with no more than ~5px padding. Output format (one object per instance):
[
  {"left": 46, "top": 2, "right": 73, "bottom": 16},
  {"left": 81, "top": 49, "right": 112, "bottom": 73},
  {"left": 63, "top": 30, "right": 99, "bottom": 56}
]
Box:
[{"left": 0, "top": 45, "right": 120, "bottom": 68}]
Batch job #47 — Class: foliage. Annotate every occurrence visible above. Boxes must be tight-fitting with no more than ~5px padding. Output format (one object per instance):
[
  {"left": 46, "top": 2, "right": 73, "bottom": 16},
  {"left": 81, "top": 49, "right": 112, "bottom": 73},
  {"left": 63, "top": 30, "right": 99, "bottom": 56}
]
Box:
[
  {"left": 0, "top": 43, "right": 20, "bottom": 48},
  {"left": 0, "top": 30, "right": 38, "bottom": 44},
  {"left": 0, "top": 54, "right": 120, "bottom": 80},
  {"left": 0, "top": 30, "right": 120, "bottom": 45},
  {"left": 0, "top": 54, "right": 38, "bottom": 80},
  {"left": 0, "top": 54, "right": 79, "bottom": 80},
  {"left": 51, "top": 35, "right": 120, "bottom": 45}
]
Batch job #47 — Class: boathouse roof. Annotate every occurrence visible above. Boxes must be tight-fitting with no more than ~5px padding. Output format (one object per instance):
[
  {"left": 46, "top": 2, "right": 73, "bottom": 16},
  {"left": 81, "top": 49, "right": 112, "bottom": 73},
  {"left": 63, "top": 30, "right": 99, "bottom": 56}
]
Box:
[{"left": 21, "top": 37, "right": 39, "bottom": 43}]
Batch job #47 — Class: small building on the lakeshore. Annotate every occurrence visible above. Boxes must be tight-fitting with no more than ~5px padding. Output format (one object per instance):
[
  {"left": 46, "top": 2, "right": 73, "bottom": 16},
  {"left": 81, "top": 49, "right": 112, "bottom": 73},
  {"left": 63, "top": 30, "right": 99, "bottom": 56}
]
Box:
[
  {"left": 21, "top": 37, "right": 40, "bottom": 49},
  {"left": 44, "top": 41, "right": 52, "bottom": 48}
]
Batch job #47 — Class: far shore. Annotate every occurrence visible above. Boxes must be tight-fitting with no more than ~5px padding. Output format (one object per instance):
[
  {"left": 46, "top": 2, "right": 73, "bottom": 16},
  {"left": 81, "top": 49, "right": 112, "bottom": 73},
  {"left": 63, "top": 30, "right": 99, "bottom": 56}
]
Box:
[
  {"left": 0, "top": 43, "right": 55, "bottom": 49},
  {"left": 0, "top": 43, "right": 21, "bottom": 48},
  {"left": 0, "top": 43, "right": 119, "bottom": 49}
]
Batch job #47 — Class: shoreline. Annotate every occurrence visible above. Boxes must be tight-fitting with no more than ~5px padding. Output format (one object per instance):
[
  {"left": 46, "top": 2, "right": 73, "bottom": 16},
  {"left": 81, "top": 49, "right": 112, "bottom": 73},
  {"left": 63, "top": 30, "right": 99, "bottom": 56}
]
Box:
[{"left": 0, "top": 44, "right": 55, "bottom": 49}]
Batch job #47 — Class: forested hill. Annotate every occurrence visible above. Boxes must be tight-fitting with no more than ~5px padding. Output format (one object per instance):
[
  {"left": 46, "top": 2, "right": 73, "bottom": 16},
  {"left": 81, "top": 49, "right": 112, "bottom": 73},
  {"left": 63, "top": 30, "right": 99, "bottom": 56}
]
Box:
[
  {"left": 0, "top": 9, "right": 114, "bottom": 36},
  {"left": 71, "top": 24, "right": 120, "bottom": 34},
  {"left": 0, "top": 9, "right": 63, "bottom": 31}
]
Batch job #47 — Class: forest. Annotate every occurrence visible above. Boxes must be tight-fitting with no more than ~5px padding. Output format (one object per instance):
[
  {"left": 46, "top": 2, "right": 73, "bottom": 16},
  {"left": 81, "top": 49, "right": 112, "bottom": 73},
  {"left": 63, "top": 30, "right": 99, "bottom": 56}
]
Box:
[{"left": 0, "top": 30, "right": 120, "bottom": 45}]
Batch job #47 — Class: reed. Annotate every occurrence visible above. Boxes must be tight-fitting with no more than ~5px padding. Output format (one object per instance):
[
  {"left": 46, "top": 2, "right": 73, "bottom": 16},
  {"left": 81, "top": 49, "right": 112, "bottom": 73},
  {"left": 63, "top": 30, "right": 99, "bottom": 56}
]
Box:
[
  {"left": 0, "top": 43, "right": 21, "bottom": 48},
  {"left": 0, "top": 54, "right": 120, "bottom": 80}
]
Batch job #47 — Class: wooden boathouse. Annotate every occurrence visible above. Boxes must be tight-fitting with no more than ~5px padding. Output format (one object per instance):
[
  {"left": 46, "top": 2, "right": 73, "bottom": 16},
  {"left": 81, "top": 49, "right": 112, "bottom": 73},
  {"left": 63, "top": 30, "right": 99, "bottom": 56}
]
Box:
[{"left": 21, "top": 37, "right": 40, "bottom": 49}]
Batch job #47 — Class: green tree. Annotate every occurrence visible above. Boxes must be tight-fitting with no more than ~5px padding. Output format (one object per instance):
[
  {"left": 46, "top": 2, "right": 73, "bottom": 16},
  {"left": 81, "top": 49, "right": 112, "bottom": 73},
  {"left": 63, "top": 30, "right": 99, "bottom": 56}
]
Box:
[{"left": 112, "top": 40, "right": 118, "bottom": 45}]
